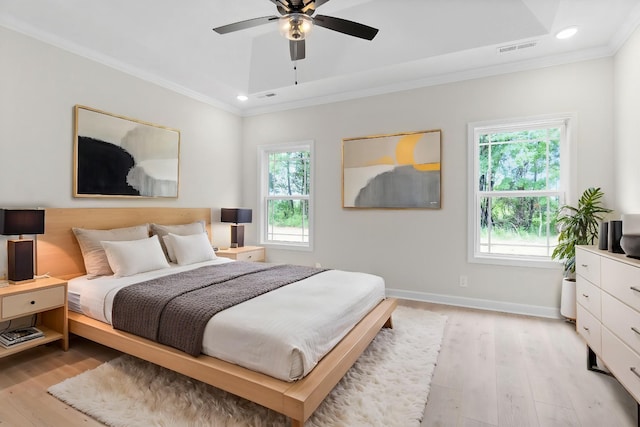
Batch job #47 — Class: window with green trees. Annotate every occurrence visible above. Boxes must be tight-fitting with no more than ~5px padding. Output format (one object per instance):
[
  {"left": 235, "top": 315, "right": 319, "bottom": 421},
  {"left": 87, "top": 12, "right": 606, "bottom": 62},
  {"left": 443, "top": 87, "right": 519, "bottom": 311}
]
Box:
[
  {"left": 259, "top": 142, "right": 313, "bottom": 248},
  {"left": 469, "top": 115, "right": 573, "bottom": 266}
]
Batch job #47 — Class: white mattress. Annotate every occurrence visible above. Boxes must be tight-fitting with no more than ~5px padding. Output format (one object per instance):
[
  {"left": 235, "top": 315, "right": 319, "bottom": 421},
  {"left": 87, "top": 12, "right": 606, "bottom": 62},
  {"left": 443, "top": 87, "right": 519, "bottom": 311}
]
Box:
[{"left": 68, "top": 260, "right": 386, "bottom": 381}]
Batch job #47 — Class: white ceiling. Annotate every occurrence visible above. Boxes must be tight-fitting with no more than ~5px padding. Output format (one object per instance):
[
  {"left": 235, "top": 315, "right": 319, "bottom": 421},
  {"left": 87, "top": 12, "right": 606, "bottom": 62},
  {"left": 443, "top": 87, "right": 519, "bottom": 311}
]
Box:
[{"left": 2, "top": 0, "right": 640, "bottom": 116}]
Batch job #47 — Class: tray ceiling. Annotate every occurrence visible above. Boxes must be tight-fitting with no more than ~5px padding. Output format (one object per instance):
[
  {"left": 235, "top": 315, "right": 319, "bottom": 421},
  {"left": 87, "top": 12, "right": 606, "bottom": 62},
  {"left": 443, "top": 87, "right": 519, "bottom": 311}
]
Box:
[{"left": 2, "top": 0, "right": 639, "bottom": 115}]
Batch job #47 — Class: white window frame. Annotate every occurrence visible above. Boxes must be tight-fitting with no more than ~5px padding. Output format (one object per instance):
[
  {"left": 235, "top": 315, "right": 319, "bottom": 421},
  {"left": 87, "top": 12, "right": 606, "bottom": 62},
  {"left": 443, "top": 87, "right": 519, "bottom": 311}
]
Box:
[
  {"left": 258, "top": 141, "right": 314, "bottom": 251},
  {"left": 467, "top": 113, "right": 576, "bottom": 268}
]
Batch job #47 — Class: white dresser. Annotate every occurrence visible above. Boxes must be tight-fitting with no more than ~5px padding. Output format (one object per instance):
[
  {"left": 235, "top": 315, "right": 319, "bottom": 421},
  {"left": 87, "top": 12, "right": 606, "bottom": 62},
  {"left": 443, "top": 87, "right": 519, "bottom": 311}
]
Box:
[{"left": 576, "top": 245, "right": 640, "bottom": 404}]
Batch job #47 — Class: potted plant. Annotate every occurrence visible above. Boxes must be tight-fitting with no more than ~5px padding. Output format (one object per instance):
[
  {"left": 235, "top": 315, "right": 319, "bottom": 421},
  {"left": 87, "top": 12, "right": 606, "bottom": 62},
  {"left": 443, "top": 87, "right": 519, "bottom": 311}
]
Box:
[{"left": 552, "top": 187, "right": 611, "bottom": 319}]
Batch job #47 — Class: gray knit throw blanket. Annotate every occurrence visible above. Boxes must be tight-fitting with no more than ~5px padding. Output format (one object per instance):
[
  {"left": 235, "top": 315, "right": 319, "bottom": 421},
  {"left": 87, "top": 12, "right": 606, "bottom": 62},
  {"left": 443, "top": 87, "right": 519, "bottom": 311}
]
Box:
[{"left": 112, "top": 262, "right": 327, "bottom": 356}]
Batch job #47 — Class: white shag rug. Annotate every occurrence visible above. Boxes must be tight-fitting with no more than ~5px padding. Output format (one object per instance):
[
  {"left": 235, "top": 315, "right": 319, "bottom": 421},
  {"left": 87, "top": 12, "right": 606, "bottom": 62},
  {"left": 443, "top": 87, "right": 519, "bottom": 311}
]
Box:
[{"left": 48, "top": 306, "right": 446, "bottom": 427}]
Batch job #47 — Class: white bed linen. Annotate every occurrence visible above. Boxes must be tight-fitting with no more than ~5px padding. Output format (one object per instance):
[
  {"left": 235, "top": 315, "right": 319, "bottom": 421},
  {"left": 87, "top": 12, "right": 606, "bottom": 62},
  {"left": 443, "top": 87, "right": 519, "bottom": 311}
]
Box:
[{"left": 68, "top": 260, "right": 386, "bottom": 381}]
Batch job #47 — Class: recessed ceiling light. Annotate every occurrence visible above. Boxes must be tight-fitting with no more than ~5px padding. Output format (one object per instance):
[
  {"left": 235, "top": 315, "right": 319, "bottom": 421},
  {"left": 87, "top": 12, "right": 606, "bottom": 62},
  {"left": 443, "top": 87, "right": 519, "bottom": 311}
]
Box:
[
  {"left": 236, "top": 95, "right": 248, "bottom": 101},
  {"left": 556, "top": 27, "right": 578, "bottom": 40}
]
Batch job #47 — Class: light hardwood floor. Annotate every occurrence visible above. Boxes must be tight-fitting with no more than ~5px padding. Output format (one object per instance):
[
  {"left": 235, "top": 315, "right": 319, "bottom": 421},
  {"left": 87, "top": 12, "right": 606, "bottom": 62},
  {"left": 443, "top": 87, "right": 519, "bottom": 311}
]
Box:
[
  {"left": 0, "top": 300, "right": 636, "bottom": 426},
  {"left": 405, "top": 300, "right": 638, "bottom": 427}
]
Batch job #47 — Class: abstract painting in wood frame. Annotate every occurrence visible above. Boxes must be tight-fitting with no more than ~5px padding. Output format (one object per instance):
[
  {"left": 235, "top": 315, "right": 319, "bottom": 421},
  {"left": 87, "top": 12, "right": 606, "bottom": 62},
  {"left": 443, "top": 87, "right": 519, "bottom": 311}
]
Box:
[
  {"left": 342, "top": 129, "right": 441, "bottom": 208},
  {"left": 73, "top": 105, "right": 180, "bottom": 198}
]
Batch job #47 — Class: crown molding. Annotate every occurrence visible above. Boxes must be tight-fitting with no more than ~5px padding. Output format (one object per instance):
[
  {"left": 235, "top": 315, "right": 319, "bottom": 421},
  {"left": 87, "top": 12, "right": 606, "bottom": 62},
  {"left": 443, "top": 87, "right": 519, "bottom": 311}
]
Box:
[
  {"left": 608, "top": 4, "right": 640, "bottom": 53},
  {"left": 0, "top": 16, "right": 240, "bottom": 115},
  {"left": 241, "top": 45, "right": 614, "bottom": 116}
]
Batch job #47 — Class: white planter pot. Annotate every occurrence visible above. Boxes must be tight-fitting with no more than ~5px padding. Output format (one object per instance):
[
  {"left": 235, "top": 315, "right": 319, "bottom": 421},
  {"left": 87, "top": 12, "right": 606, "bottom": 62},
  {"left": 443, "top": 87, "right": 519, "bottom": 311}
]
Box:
[{"left": 560, "top": 278, "right": 577, "bottom": 319}]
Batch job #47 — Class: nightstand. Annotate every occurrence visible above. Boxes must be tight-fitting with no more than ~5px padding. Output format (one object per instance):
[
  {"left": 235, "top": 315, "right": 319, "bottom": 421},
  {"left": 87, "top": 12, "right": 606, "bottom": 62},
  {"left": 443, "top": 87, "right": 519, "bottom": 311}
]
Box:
[
  {"left": 0, "top": 277, "right": 68, "bottom": 358},
  {"left": 216, "top": 246, "right": 265, "bottom": 262}
]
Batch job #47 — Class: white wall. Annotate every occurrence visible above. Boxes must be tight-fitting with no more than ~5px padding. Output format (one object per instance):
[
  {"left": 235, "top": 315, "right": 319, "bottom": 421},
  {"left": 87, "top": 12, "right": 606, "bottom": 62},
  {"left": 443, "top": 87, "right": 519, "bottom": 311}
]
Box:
[
  {"left": 0, "top": 27, "right": 244, "bottom": 275},
  {"left": 614, "top": 25, "right": 640, "bottom": 213},
  {"left": 242, "top": 59, "right": 615, "bottom": 316},
  {"left": 1, "top": 24, "right": 620, "bottom": 316}
]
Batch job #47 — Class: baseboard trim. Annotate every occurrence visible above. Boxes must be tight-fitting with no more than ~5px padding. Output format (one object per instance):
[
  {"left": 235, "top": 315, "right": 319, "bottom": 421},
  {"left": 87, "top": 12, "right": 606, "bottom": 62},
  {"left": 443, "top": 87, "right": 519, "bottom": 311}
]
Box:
[{"left": 386, "top": 288, "right": 561, "bottom": 319}]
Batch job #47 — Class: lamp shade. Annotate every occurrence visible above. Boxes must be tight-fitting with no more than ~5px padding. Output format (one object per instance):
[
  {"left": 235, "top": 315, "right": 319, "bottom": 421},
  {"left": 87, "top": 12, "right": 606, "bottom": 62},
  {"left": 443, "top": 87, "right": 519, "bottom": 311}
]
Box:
[
  {"left": 221, "top": 208, "right": 252, "bottom": 224},
  {"left": 0, "top": 209, "right": 45, "bottom": 235}
]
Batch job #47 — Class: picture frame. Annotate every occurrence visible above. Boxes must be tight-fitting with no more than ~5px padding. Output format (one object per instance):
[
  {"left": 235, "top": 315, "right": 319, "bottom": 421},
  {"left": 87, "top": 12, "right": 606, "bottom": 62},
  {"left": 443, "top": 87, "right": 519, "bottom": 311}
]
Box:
[
  {"left": 73, "top": 105, "right": 181, "bottom": 198},
  {"left": 342, "top": 129, "right": 441, "bottom": 209}
]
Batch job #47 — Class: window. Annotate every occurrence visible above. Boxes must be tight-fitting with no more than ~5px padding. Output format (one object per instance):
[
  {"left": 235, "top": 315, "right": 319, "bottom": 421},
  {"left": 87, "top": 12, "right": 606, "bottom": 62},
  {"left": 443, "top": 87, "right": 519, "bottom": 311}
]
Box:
[
  {"left": 258, "top": 141, "right": 313, "bottom": 249},
  {"left": 468, "top": 115, "right": 574, "bottom": 267}
]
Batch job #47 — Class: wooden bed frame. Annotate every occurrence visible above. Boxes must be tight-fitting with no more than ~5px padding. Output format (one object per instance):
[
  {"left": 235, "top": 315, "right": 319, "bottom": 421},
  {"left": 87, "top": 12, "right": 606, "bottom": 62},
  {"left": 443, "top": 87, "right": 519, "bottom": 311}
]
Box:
[{"left": 38, "top": 207, "right": 397, "bottom": 427}]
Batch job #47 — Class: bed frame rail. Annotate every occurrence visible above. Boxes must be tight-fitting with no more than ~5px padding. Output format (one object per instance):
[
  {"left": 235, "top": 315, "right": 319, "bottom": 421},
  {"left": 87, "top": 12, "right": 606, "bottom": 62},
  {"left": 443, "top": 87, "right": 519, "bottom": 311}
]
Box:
[{"left": 69, "top": 298, "right": 397, "bottom": 426}]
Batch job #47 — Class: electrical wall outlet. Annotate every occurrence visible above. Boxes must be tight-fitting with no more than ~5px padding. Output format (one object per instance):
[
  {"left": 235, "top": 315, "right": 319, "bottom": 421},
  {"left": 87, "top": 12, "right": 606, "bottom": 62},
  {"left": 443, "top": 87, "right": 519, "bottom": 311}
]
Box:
[{"left": 459, "top": 275, "right": 468, "bottom": 287}]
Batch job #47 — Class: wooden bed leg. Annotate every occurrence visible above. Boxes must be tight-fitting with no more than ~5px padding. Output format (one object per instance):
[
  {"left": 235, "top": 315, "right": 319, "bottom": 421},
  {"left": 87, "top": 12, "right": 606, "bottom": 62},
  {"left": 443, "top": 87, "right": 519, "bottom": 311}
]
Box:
[
  {"left": 290, "top": 418, "right": 303, "bottom": 427},
  {"left": 383, "top": 316, "right": 393, "bottom": 329}
]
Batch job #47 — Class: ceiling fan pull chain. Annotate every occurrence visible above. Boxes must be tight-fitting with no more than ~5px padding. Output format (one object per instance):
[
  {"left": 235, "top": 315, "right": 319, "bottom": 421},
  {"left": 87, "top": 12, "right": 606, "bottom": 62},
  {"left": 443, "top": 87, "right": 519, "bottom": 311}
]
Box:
[{"left": 294, "top": 62, "right": 298, "bottom": 85}]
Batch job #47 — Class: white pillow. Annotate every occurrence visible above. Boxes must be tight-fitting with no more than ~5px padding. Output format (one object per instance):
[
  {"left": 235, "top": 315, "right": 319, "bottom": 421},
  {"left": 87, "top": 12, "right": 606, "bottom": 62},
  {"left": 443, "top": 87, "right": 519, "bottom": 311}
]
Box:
[
  {"left": 150, "top": 221, "right": 206, "bottom": 259},
  {"left": 73, "top": 224, "right": 150, "bottom": 277},
  {"left": 101, "top": 235, "right": 170, "bottom": 277},
  {"left": 166, "top": 232, "right": 216, "bottom": 266}
]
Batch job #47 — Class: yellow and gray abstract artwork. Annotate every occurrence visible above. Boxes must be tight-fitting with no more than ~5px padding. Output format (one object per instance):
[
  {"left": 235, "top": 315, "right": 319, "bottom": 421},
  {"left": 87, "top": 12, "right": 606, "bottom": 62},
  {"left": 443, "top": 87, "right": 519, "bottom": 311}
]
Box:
[{"left": 342, "top": 130, "right": 441, "bottom": 208}]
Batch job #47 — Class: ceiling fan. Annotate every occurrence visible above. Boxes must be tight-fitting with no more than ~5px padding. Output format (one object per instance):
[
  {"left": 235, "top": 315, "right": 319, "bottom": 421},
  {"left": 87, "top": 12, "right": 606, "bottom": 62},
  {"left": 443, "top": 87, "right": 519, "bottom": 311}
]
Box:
[{"left": 212, "top": 0, "right": 379, "bottom": 61}]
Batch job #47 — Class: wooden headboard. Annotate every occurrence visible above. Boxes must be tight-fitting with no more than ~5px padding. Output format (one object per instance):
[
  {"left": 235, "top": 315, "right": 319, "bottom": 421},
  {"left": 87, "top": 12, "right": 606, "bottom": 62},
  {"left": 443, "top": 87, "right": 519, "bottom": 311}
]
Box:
[{"left": 38, "top": 208, "right": 212, "bottom": 279}]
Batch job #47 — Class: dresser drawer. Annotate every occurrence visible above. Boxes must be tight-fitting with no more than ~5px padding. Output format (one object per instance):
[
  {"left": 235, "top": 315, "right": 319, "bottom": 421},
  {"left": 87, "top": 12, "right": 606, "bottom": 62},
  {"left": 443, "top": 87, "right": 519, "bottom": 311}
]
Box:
[
  {"left": 577, "top": 303, "right": 602, "bottom": 355},
  {"left": 577, "top": 276, "right": 601, "bottom": 319},
  {"left": 1, "top": 286, "right": 65, "bottom": 320},
  {"left": 602, "top": 328, "right": 640, "bottom": 402},
  {"left": 602, "top": 292, "right": 640, "bottom": 355},
  {"left": 234, "top": 249, "right": 265, "bottom": 262},
  {"left": 576, "top": 247, "right": 601, "bottom": 286},
  {"left": 601, "top": 257, "right": 640, "bottom": 313}
]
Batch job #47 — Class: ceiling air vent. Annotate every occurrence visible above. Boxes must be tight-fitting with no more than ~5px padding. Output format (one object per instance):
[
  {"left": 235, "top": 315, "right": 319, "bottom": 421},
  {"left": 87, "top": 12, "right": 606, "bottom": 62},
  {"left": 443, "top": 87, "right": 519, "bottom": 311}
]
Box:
[
  {"left": 497, "top": 40, "right": 538, "bottom": 55},
  {"left": 257, "top": 92, "right": 277, "bottom": 99}
]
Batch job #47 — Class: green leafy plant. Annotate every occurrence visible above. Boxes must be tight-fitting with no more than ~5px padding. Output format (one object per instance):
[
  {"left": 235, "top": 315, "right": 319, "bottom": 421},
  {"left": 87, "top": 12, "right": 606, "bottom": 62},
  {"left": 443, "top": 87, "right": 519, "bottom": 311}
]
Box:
[{"left": 552, "top": 187, "right": 611, "bottom": 279}]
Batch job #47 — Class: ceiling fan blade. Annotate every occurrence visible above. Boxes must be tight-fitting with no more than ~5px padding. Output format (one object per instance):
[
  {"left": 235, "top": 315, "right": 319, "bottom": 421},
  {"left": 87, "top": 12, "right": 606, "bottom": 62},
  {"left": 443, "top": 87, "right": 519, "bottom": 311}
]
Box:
[
  {"left": 290, "top": 39, "right": 306, "bottom": 61},
  {"left": 313, "top": 0, "right": 331, "bottom": 8},
  {"left": 213, "top": 16, "right": 278, "bottom": 34},
  {"left": 313, "top": 15, "right": 378, "bottom": 40}
]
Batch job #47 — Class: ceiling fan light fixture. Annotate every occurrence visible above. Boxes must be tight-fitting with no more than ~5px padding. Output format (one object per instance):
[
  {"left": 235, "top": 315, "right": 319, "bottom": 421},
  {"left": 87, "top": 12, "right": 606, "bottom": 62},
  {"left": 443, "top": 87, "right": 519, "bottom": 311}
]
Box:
[{"left": 279, "top": 13, "right": 313, "bottom": 41}]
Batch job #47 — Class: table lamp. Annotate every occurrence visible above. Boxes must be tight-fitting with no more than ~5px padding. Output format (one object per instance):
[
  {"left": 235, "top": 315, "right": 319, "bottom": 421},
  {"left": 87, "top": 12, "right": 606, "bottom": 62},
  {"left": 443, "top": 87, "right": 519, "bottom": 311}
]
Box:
[
  {"left": 0, "top": 209, "right": 45, "bottom": 284},
  {"left": 221, "top": 208, "right": 252, "bottom": 248}
]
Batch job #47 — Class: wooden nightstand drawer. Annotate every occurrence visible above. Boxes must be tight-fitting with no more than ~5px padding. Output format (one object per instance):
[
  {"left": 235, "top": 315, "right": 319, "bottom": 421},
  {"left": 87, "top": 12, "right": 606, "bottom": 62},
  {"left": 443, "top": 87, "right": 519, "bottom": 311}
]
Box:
[
  {"left": 1, "top": 285, "right": 65, "bottom": 320},
  {"left": 235, "top": 249, "right": 265, "bottom": 262},
  {"left": 216, "top": 246, "right": 265, "bottom": 262}
]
